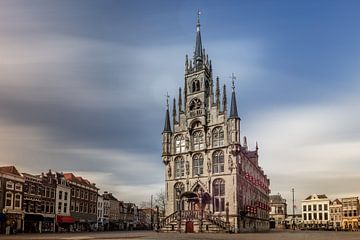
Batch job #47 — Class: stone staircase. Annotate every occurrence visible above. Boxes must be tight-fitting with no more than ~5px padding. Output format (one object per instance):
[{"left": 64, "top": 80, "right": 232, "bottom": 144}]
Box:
[{"left": 159, "top": 210, "right": 230, "bottom": 233}]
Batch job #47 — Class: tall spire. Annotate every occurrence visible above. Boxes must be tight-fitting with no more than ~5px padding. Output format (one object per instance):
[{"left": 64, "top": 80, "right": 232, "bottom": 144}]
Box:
[
  {"left": 173, "top": 97, "right": 177, "bottom": 125},
  {"left": 229, "top": 73, "right": 239, "bottom": 118},
  {"left": 194, "top": 9, "right": 203, "bottom": 66},
  {"left": 216, "top": 76, "right": 220, "bottom": 110},
  {"left": 222, "top": 84, "right": 227, "bottom": 112},
  {"left": 163, "top": 94, "right": 172, "bottom": 133},
  {"left": 178, "top": 87, "right": 182, "bottom": 113}
]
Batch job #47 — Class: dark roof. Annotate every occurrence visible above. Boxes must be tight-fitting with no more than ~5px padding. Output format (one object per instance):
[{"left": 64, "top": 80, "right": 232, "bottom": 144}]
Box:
[
  {"left": 305, "top": 194, "right": 328, "bottom": 200},
  {"left": 64, "top": 173, "right": 98, "bottom": 190},
  {"left": 332, "top": 199, "right": 342, "bottom": 205},
  {"left": 229, "top": 90, "right": 239, "bottom": 118},
  {"left": 163, "top": 108, "right": 172, "bottom": 133},
  {"left": 270, "top": 194, "right": 286, "bottom": 203},
  {"left": 0, "top": 166, "right": 22, "bottom": 177},
  {"left": 103, "top": 192, "right": 118, "bottom": 201}
]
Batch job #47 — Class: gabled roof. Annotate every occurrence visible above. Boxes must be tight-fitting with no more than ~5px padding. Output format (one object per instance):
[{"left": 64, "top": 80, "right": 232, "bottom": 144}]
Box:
[
  {"left": 0, "top": 166, "right": 22, "bottom": 177},
  {"left": 305, "top": 194, "right": 328, "bottom": 200},
  {"left": 64, "top": 172, "right": 98, "bottom": 190},
  {"left": 332, "top": 198, "right": 342, "bottom": 205},
  {"left": 270, "top": 194, "right": 286, "bottom": 203}
]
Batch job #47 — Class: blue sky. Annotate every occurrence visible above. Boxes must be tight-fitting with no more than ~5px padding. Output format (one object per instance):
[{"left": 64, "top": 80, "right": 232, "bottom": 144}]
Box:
[{"left": 1, "top": 0, "right": 360, "bottom": 209}]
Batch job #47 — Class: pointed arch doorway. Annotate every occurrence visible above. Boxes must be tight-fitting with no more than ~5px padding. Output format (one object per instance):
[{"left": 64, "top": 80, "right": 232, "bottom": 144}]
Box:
[{"left": 179, "top": 184, "right": 211, "bottom": 233}]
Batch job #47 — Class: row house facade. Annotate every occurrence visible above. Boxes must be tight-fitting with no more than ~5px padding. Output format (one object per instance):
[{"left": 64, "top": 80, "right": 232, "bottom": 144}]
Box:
[
  {"left": 0, "top": 166, "right": 24, "bottom": 234},
  {"left": 161, "top": 14, "right": 270, "bottom": 233},
  {"left": 22, "top": 173, "right": 43, "bottom": 233},
  {"left": 269, "top": 194, "right": 287, "bottom": 229},
  {"left": 341, "top": 197, "right": 359, "bottom": 231},
  {"left": 103, "top": 192, "right": 121, "bottom": 230},
  {"left": 55, "top": 172, "right": 72, "bottom": 232},
  {"left": 301, "top": 194, "right": 330, "bottom": 229},
  {"left": 97, "top": 194, "right": 104, "bottom": 230},
  {"left": 330, "top": 199, "right": 342, "bottom": 230},
  {"left": 39, "top": 170, "right": 57, "bottom": 232},
  {"left": 0, "top": 166, "right": 140, "bottom": 235},
  {"left": 64, "top": 173, "right": 99, "bottom": 231}
]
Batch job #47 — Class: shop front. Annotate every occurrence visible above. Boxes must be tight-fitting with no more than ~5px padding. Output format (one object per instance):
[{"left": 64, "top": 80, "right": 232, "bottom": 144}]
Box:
[
  {"left": 24, "top": 213, "right": 44, "bottom": 233},
  {"left": 56, "top": 215, "right": 75, "bottom": 232},
  {"left": 4, "top": 212, "right": 23, "bottom": 234},
  {"left": 41, "top": 214, "right": 55, "bottom": 232}
]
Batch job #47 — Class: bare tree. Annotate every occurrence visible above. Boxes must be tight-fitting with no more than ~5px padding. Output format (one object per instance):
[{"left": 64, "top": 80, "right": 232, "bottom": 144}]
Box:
[{"left": 154, "top": 189, "right": 166, "bottom": 218}]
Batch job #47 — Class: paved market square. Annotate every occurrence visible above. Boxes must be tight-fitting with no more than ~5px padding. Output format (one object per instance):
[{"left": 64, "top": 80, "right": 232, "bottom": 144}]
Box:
[{"left": 2, "top": 230, "right": 360, "bottom": 240}]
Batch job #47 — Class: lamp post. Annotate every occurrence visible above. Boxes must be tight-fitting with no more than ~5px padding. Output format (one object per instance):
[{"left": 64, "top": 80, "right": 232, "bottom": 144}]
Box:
[
  {"left": 199, "top": 193, "right": 203, "bottom": 232},
  {"left": 156, "top": 205, "right": 160, "bottom": 231},
  {"left": 150, "top": 195, "right": 153, "bottom": 231}
]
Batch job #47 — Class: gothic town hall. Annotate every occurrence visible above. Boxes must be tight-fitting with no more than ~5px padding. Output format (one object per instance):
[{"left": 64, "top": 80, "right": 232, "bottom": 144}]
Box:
[{"left": 161, "top": 15, "right": 270, "bottom": 233}]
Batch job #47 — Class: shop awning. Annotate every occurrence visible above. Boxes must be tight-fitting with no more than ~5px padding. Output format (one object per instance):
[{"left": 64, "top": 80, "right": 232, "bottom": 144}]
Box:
[
  {"left": 57, "top": 215, "right": 75, "bottom": 224},
  {"left": 0, "top": 213, "right": 6, "bottom": 222},
  {"left": 24, "top": 213, "right": 44, "bottom": 221}
]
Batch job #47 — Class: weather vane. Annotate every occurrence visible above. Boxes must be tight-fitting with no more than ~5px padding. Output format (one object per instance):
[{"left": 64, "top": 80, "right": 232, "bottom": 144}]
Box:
[{"left": 230, "top": 73, "right": 237, "bottom": 92}]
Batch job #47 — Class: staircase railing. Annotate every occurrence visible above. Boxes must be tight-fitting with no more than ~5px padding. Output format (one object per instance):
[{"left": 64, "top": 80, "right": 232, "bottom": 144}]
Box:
[
  {"left": 159, "top": 211, "right": 178, "bottom": 229},
  {"left": 203, "top": 211, "right": 228, "bottom": 230}
]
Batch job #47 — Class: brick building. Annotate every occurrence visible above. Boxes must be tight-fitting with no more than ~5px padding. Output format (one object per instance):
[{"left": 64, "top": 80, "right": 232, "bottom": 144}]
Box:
[
  {"left": 64, "top": 173, "right": 98, "bottom": 231},
  {"left": 0, "top": 166, "right": 24, "bottom": 234}
]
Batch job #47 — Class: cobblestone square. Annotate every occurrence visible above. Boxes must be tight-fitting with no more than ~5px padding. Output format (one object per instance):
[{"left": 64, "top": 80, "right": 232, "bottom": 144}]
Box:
[{"left": 2, "top": 230, "right": 360, "bottom": 240}]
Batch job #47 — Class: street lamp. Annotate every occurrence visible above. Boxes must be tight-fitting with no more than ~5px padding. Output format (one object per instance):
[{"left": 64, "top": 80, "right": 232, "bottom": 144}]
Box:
[{"left": 156, "top": 205, "right": 160, "bottom": 231}]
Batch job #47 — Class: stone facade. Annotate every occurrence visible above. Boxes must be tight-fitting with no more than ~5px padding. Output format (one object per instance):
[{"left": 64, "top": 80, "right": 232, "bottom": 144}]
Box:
[{"left": 161, "top": 15, "right": 270, "bottom": 233}]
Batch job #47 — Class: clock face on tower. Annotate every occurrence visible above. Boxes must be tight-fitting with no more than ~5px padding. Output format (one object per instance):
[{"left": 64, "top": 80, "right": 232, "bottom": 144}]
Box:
[{"left": 189, "top": 98, "right": 202, "bottom": 111}]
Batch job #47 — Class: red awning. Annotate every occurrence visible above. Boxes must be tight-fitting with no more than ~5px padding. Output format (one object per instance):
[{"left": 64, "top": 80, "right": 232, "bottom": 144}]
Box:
[{"left": 57, "top": 215, "right": 75, "bottom": 224}]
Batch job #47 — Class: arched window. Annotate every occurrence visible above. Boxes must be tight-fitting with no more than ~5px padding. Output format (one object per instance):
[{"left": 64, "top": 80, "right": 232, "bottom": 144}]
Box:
[
  {"left": 192, "top": 154, "right": 204, "bottom": 176},
  {"left": 212, "top": 151, "right": 224, "bottom": 173},
  {"left": 212, "top": 127, "right": 224, "bottom": 147},
  {"left": 213, "top": 178, "right": 225, "bottom": 212},
  {"left": 193, "top": 131, "right": 204, "bottom": 150},
  {"left": 174, "top": 157, "right": 185, "bottom": 178},
  {"left": 189, "top": 98, "right": 202, "bottom": 111},
  {"left": 174, "top": 182, "right": 185, "bottom": 211},
  {"left": 192, "top": 79, "right": 200, "bottom": 92},
  {"left": 5, "top": 192, "right": 13, "bottom": 207},
  {"left": 175, "top": 135, "right": 186, "bottom": 153}
]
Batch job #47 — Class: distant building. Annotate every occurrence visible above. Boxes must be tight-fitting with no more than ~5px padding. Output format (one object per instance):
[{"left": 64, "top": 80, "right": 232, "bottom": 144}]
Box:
[
  {"left": 54, "top": 172, "right": 73, "bottom": 232},
  {"left": 103, "top": 192, "right": 120, "bottom": 230},
  {"left": 138, "top": 208, "right": 153, "bottom": 230},
  {"left": 64, "top": 173, "right": 98, "bottom": 231},
  {"left": 302, "top": 194, "right": 330, "bottom": 229},
  {"left": 103, "top": 196, "right": 110, "bottom": 230},
  {"left": 0, "top": 166, "right": 24, "bottom": 234},
  {"left": 40, "top": 170, "right": 57, "bottom": 232},
  {"left": 341, "top": 197, "right": 359, "bottom": 231},
  {"left": 269, "top": 194, "right": 287, "bottom": 228},
  {"left": 22, "top": 172, "right": 43, "bottom": 233},
  {"left": 97, "top": 195, "right": 104, "bottom": 231},
  {"left": 330, "top": 199, "right": 342, "bottom": 230}
]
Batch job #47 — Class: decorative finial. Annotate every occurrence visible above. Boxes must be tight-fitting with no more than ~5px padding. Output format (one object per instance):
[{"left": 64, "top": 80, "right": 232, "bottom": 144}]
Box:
[
  {"left": 166, "top": 92, "right": 169, "bottom": 110},
  {"left": 197, "top": 9, "right": 201, "bottom": 31},
  {"left": 230, "top": 73, "right": 236, "bottom": 92}
]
